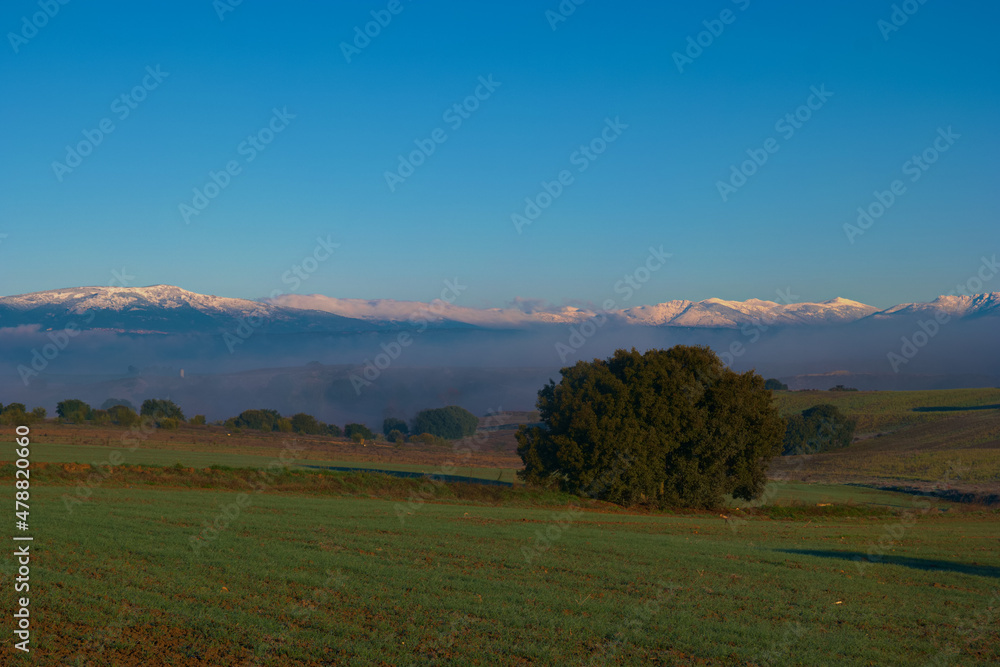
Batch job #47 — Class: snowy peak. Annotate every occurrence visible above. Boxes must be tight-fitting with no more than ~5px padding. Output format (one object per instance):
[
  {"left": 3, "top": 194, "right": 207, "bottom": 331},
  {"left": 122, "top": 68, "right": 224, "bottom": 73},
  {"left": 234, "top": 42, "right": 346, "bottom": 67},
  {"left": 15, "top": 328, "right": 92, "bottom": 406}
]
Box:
[
  {"left": 1, "top": 285, "right": 275, "bottom": 318},
  {"left": 1, "top": 286, "right": 997, "bottom": 333},
  {"left": 872, "top": 292, "right": 1000, "bottom": 319}
]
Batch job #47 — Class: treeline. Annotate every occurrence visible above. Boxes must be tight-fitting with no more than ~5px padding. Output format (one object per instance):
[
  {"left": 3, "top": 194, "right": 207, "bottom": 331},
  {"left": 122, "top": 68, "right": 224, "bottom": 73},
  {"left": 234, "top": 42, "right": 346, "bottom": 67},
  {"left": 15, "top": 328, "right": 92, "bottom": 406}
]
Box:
[{"left": 10, "top": 397, "right": 482, "bottom": 444}]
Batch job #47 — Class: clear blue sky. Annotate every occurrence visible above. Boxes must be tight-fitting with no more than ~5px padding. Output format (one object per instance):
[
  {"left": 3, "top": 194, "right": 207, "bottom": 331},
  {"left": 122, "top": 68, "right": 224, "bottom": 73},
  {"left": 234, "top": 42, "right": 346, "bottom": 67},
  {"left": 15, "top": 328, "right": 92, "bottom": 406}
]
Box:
[{"left": 1, "top": 0, "right": 997, "bottom": 309}]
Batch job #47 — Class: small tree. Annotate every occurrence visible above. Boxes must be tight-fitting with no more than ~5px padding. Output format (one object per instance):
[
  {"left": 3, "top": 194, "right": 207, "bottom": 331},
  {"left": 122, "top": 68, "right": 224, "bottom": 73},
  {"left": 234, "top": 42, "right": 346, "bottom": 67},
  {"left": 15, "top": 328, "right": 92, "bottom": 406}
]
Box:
[
  {"left": 326, "top": 423, "right": 343, "bottom": 438},
  {"left": 141, "top": 399, "right": 185, "bottom": 422},
  {"left": 30, "top": 407, "right": 46, "bottom": 422},
  {"left": 101, "top": 398, "right": 137, "bottom": 411},
  {"left": 57, "top": 399, "right": 92, "bottom": 423},
  {"left": 764, "top": 378, "right": 788, "bottom": 391},
  {"left": 108, "top": 405, "right": 140, "bottom": 427},
  {"left": 782, "top": 404, "right": 856, "bottom": 455},
  {"left": 291, "top": 413, "right": 324, "bottom": 435},
  {"left": 412, "top": 406, "right": 478, "bottom": 439},
  {"left": 388, "top": 429, "right": 405, "bottom": 444},
  {"left": 382, "top": 417, "right": 409, "bottom": 437},
  {"left": 190, "top": 415, "right": 207, "bottom": 426},
  {"left": 344, "top": 423, "right": 374, "bottom": 441}
]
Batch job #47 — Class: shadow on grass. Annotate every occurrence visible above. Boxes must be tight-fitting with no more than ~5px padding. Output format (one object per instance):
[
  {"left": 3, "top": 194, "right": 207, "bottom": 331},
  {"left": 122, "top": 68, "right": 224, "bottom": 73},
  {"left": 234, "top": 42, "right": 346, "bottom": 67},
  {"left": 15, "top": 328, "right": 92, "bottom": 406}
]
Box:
[
  {"left": 912, "top": 404, "right": 1000, "bottom": 412},
  {"left": 777, "top": 549, "right": 1000, "bottom": 578}
]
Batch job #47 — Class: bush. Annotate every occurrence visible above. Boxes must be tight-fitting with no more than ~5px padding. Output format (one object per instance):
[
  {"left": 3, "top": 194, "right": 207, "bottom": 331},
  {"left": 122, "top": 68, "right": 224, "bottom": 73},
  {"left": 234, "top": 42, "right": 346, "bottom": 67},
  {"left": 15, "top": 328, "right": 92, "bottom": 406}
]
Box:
[
  {"left": 412, "top": 406, "right": 478, "bottom": 440},
  {"left": 57, "top": 399, "right": 92, "bottom": 423},
  {"left": 829, "top": 385, "right": 858, "bottom": 392},
  {"left": 344, "top": 423, "right": 374, "bottom": 441},
  {"left": 291, "top": 413, "right": 324, "bottom": 435},
  {"left": 141, "top": 399, "right": 185, "bottom": 422},
  {"left": 91, "top": 409, "right": 113, "bottom": 426},
  {"left": 107, "top": 405, "right": 140, "bottom": 427},
  {"left": 29, "top": 407, "right": 46, "bottom": 423},
  {"left": 190, "top": 415, "right": 207, "bottom": 426},
  {"left": 782, "top": 404, "right": 856, "bottom": 455},
  {"left": 350, "top": 432, "right": 364, "bottom": 444},
  {"left": 276, "top": 418, "right": 293, "bottom": 433},
  {"left": 158, "top": 417, "right": 180, "bottom": 430},
  {"left": 382, "top": 417, "right": 409, "bottom": 436},
  {"left": 326, "top": 423, "right": 343, "bottom": 438},
  {"left": 388, "top": 429, "right": 405, "bottom": 444},
  {"left": 229, "top": 409, "right": 281, "bottom": 432},
  {"left": 516, "top": 346, "right": 785, "bottom": 509},
  {"left": 764, "top": 378, "right": 788, "bottom": 391},
  {"left": 101, "top": 398, "right": 137, "bottom": 411}
]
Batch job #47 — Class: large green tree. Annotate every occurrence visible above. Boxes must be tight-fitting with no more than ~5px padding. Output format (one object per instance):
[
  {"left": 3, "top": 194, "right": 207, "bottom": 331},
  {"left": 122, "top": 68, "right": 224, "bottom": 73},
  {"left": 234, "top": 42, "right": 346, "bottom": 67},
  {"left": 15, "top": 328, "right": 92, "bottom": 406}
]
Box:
[{"left": 516, "top": 346, "right": 786, "bottom": 509}]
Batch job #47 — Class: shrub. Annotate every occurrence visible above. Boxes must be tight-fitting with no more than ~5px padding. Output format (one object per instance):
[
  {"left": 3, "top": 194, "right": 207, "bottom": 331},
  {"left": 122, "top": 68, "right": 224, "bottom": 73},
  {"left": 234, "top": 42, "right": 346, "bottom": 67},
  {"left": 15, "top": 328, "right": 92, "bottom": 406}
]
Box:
[
  {"left": 158, "top": 417, "right": 180, "bottom": 430},
  {"left": 782, "top": 404, "right": 856, "bottom": 455},
  {"left": 101, "top": 398, "right": 137, "bottom": 411},
  {"left": 141, "top": 399, "right": 185, "bottom": 422},
  {"left": 764, "top": 378, "right": 789, "bottom": 391},
  {"left": 291, "top": 413, "right": 324, "bottom": 435},
  {"left": 190, "top": 415, "right": 207, "bottom": 426},
  {"left": 91, "top": 409, "right": 113, "bottom": 426},
  {"left": 382, "top": 417, "right": 409, "bottom": 436},
  {"left": 57, "top": 399, "right": 92, "bottom": 423},
  {"left": 108, "top": 405, "right": 140, "bottom": 427},
  {"left": 344, "top": 423, "right": 374, "bottom": 441},
  {"left": 229, "top": 409, "right": 281, "bottom": 432},
  {"left": 388, "top": 429, "right": 405, "bottom": 444},
  {"left": 412, "top": 406, "right": 478, "bottom": 440}
]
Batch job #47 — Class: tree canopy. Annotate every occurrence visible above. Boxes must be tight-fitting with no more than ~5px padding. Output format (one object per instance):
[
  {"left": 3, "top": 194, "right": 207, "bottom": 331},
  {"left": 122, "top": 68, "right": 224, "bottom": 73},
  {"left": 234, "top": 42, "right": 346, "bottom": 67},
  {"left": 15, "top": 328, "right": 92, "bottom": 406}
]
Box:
[
  {"left": 782, "top": 404, "right": 856, "bottom": 455},
  {"left": 382, "top": 417, "right": 409, "bottom": 436},
  {"left": 57, "top": 399, "right": 92, "bottom": 423},
  {"left": 412, "top": 406, "right": 479, "bottom": 440},
  {"left": 141, "top": 398, "right": 185, "bottom": 421},
  {"left": 516, "top": 346, "right": 786, "bottom": 509}
]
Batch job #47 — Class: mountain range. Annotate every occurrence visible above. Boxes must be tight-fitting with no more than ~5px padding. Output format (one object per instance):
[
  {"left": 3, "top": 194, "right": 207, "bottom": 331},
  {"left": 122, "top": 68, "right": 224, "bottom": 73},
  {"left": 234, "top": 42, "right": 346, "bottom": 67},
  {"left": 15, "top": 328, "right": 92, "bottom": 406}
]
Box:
[{"left": 1, "top": 285, "right": 998, "bottom": 333}]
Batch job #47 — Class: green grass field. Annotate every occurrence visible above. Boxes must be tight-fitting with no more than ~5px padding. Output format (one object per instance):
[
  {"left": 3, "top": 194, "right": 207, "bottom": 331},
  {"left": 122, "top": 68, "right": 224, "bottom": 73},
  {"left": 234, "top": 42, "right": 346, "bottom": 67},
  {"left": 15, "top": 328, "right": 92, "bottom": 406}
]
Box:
[
  {"left": 2, "top": 482, "right": 997, "bottom": 665},
  {"left": 773, "top": 388, "right": 1000, "bottom": 435},
  {"left": 3, "top": 389, "right": 999, "bottom": 664}
]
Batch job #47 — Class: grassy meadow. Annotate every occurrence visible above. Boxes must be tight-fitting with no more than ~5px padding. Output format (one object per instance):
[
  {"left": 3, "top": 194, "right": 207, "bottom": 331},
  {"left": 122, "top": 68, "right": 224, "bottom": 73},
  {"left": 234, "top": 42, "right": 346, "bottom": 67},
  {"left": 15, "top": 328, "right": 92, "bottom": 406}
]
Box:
[{"left": 1, "top": 387, "right": 998, "bottom": 664}]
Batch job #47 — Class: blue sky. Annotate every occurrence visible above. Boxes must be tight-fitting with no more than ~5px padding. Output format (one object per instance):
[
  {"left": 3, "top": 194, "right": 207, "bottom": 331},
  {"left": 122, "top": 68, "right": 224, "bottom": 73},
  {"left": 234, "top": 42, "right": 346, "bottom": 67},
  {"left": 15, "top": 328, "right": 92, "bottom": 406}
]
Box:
[{"left": 1, "top": 0, "right": 997, "bottom": 310}]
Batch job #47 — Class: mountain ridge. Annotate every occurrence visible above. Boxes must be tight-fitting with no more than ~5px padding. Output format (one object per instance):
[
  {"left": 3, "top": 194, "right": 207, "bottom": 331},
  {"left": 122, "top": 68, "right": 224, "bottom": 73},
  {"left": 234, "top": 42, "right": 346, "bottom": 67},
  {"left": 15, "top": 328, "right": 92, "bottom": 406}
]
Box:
[{"left": 1, "top": 285, "right": 998, "bottom": 333}]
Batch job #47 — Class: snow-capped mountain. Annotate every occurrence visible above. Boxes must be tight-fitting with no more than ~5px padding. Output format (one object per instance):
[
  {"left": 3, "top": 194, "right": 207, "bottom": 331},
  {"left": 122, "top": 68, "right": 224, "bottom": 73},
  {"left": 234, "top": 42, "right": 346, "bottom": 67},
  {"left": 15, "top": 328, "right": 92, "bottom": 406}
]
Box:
[
  {"left": 271, "top": 293, "right": 882, "bottom": 329},
  {"left": 0, "top": 286, "right": 997, "bottom": 334},
  {"left": 869, "top": 293, "right": 1000, "bottom": 320},
  {"left": 0, "top": 285, "right": 363, "bottom": 333}
]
